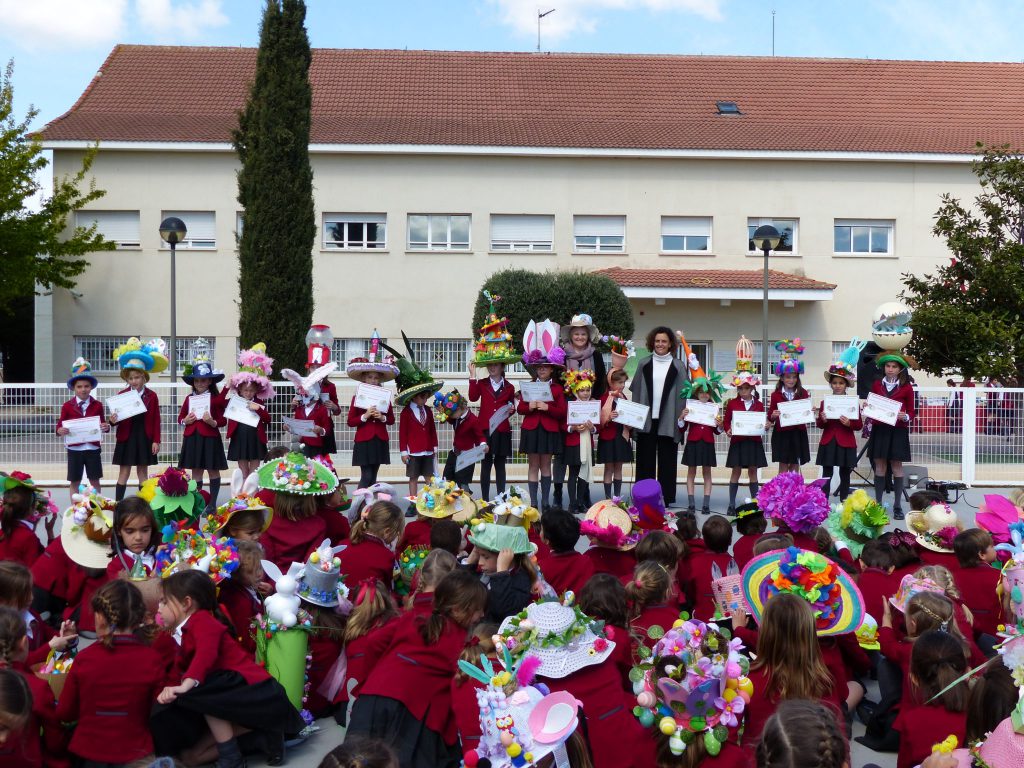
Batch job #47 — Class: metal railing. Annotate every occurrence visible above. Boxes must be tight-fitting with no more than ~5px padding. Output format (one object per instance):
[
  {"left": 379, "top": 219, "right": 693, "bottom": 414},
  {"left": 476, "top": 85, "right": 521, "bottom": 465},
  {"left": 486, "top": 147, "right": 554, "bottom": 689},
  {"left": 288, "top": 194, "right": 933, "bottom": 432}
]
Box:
[{"left": 0, "top": 383, "right": 1016, "bottom": 487}]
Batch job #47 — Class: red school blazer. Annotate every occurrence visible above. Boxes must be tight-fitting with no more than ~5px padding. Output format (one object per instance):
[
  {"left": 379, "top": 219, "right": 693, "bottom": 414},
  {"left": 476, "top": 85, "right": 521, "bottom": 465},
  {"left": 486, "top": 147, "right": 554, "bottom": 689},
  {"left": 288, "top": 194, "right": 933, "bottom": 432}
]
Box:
[
  {"left": 175, "top": 609, "right": 268, "bottom": 686},
  {"left": 226, "top": 397, "right": 270, "bottom": 442},
  {"left": 177, "top": 390, "right": 227, "bottom": 437},
  {"left": 722, "top": 396, "right": 765, "bottom": 444},
  {"left": 682, "top": 421, "right": 721, "bottom": 445},
  {"left": 55, "top": 635, "right": 163, "bottom": 764},
  {"left": 292, "top": 401, "right": 334, "bottom": 449},
  {"left": 767, "top": 389, "right": 811, "bottom": 432},
  {"left": 816, "top": 402, "right": 863, "bottom": 448},
  {"left": 468, "top": 377, "right": 516, "bottom": 434},
  {"left": 451, "top": 411, "right": 487, "bottom": 451},
  {"left": 516, "top": 381, "right": 567, "bottom": 433},
  {"left": 113, "top": 386, "right": 161, "bottom": 444},
  {"left": 347, "top": 397, "right": 395, "bottom": 442},
  {"left": 336, "top": 616, "right": 401, "bottom": 704},
  {"left": 337, "top": 536, "right": 397, "bottom": 593},
  {"left": 56, "top": 397, "right": 106, "bottom": 449},
  {"left": 398, "top": 404, "right": 438, "bottom": 454},
  {"left": 0, "top": 523, "right": 43, "bottom": 567},
  {"left": 536, "top": 549, "right": 595, "bottom": 597},
  {"left": 869, "top": 379, "right": 916, "bottom": 427}
]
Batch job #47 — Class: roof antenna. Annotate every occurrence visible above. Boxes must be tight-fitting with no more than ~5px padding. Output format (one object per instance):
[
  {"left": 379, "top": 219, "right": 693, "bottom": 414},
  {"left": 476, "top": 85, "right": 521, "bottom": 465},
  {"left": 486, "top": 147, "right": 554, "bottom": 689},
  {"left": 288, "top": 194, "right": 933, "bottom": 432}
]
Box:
[
  {"left": 772, "top": 9, "right": 776, "bottom": 57},
  {"left": 538, "top": 8, "right": 556, "bottom": 52}
]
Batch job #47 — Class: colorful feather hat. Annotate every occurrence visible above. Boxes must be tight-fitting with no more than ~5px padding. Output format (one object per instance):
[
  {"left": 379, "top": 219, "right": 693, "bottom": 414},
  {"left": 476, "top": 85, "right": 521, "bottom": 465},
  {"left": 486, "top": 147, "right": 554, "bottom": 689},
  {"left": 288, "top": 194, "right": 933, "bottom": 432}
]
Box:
[
  {"left": 230, "top": 342, "right": 275, "bottom": 400},
  {"left": 773, "top": 338, "right": 805, "bottom": 376},
  {"left": 562, "top": 368, "right": 596, "bottom": 395}
]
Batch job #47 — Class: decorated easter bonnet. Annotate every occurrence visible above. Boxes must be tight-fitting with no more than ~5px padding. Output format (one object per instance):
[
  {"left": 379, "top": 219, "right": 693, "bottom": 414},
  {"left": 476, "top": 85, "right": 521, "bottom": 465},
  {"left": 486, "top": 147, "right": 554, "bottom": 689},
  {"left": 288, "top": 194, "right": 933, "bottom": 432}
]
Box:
[
  {"left": 773, "top": 339, "right": 805, "bottom": 376},
  {"left": 139, "top": 467, "right": 206, "bottom": 527},
  {"left": 459, "top": 646, "right": 581, "bottom": 768},
  {"left": 733, "top": 499, "right": 761, "bottom": 523},
  {"left": 872, "top": 304, "right": 914, "bottom": 368},
  {"left": 231, "top": 342, "right": 275, "bottom": 400},
  {"left": 741, "top": 547, "right": 865, "bottom": 636},
  {"left": 629, "top": 479, "right": 673, "bottom": 532},
  {"left": 561, "top": 368, "right": 596, "bottom": 395},
  {"left": 582, "top": 498, "right": 640, "bottom": 551},
  {"left": 380, "top": 331, "right": 444, "bottom": 406},
  {"left": 825, "top": 338, "right": 865, "bottom": 384},
  {"left": 0, "top": 470, "right": 37, "bottom": 495},
  {"left": 498, "top": 596, "right": 615, "bottom": 679},
  {"left": 522, "top": 319, "right": 567, "bottom": 374},
  {"left": 256, "top": 452, "right": 339, "bottom": 496},
  {"left": 66, "top": 357, "right": 98, "bottom": 389},
  {"left": 181, "top": 337, "right": 224, "bottom": 384},
  {"left": 730, "top": 335, "right": 761, "bottom": 388},
  {"left": 559, "top": 312, "right": 602, "bottom": 345},
  {"left": 60, "top": 487, "right": 117, "bottom": 569},
  {"left": 280, "top": 361, "right": 337, "bottom": 400},
  {"left": 154, "top": 523, "right": 240, "bottom": 584},
  {"left": 472, "top": 486, "right": 540, "bottom": 530},
  {"left": 432, "top": 388, "right": 467, "bottom": 423},
  {"left": 855, "top": 614, "right": 881, "bottom": 651},
  {"left": 207, "top": 468, "right": 272, "bottom": 536},
  {"left": 113, "top": 337, "right": 168, "bottom": 381},
  {"left": 468, "top": 518, "right": 534, "bottom": 555},
  {"left": 473, "top": 290, "right": 520, "bottom": 365},
  {"left": 346, "top": 329, "right": 399, "bottom": 383},
  {"left": 907, "top": 502, "right": 964, "bottom": 552},
  {"left": 888, "top": 573, "right": 944, "bottom": 613},
  {"left": 415, "top": 476, "right": 470, "bottom": 519},
  {"left": 757, "top": 472, "right": 830, "bottom": 534},
  {"left": 631, "top": 618, "right": 753, "bottom": 759},
  {"left": 297, "top": 538, "right": 350, "bottom": 608},
  {"left": 680, "top": 369, "right": 726, "bottom": 404},
  {"left": 825, "top": 489, "right": 890, "bottom": 558},
  {"left": 305, "top": 323, "right": 333, "bottom": 368}
]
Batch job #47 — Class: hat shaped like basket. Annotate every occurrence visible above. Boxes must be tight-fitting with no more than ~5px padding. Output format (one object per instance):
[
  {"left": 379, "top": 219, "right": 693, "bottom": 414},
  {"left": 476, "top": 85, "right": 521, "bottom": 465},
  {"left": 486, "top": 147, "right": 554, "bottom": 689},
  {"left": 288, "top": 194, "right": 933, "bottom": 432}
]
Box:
[
  {"left": 907, "top": 503, "right": 964, "bottom": 552},
  {"left": 730, "top": 335, "right": 761, "bottom": 388},
  {"left": 711, "top": 559, "right": 748, "bottom": 616}
]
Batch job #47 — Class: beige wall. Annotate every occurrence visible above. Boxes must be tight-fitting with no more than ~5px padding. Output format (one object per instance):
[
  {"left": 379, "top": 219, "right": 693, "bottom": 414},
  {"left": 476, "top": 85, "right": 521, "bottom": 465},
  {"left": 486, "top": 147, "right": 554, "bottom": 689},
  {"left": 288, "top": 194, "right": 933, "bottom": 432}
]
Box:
[{"left": 43, "top": 148, "right": 977, "bottom": 382}]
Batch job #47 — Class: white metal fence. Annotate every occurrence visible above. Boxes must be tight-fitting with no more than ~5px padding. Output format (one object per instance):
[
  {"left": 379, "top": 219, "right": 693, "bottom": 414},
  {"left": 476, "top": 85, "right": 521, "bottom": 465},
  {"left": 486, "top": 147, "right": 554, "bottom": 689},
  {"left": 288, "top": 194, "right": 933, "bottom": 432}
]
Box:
[{"left": 0, "top": 383, "right": 1019, "bottom": 487}]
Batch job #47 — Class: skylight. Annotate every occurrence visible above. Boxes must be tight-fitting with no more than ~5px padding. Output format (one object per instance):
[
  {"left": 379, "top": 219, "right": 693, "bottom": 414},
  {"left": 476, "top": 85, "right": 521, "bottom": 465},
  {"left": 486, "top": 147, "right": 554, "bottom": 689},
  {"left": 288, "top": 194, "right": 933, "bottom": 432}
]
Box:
[{"left": 716, "top": 101, "right": 741, "bottom": 115}]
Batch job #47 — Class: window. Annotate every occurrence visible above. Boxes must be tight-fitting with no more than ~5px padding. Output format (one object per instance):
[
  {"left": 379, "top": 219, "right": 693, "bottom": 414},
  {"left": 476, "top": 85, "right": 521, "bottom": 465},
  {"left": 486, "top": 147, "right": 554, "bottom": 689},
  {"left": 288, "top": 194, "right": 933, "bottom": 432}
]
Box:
[
  {"left": 407, "top": 339, "right": 473, "bottom": 374},
  {"left": 490, "top": 215, "right": 554, "bottom": 252},
  {"left": 75, "top": 336, "right": 130, "bottom": 374},
  {"left": 716, "top": 342, "right": 783, "bottom": 380},
  {"left": 160, "top": 211, "right": 216, "bottom": 249},
  {"left": 332, "top": 338, "right": 371, "bottom": 365},
  {"left": 75, "top": 211, "right": 140, "bottom": 249},
  {"left": 574, "top": 215, "right": 625, "bottom": 253},
  {"left": 324, "top": 214, "right": 387, "bottom": 250},
  {"left": 165, "top": 337, "right": 216, "bottom": 375},
  {"left": 235, "top": 212, "right": 244, "bottom": 246},
  {"left": 407, "top": 214, "right": 470, "bottom": 251},
  {"left": 678, "top": 341, "right": 710, "bottom": 373},
  {"left": 834, "top": 219, "right": 893, "bottom": 255},
  {"left": 661, "top": 217, "right": 711, "bottom": 253},
  {"left": 747, "top": 218, "right": 797, "bottom": 254}
]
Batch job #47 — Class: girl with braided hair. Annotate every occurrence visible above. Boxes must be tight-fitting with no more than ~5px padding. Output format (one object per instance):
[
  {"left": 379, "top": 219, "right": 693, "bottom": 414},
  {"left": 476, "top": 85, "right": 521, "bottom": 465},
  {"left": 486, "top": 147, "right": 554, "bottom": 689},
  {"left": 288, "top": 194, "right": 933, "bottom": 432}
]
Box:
[
  {"left": 0, "top": 668, "right": 32, "bottom": 749},
  {"left": 626, "top": 560, "right": 680, "bottom": 656},
  {"left": 756, "top": 699, "right": 849, "bottom": 768},
  {"left": 55, "top": 580, "right": 163, "bottom": 766}
]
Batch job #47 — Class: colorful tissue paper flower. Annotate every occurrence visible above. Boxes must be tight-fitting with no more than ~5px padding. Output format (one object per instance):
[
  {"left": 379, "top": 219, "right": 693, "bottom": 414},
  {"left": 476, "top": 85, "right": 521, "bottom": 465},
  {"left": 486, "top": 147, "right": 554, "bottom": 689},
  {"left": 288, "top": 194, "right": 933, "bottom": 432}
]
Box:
[
  {"left": 714, "top": 696, "right": 744, "bottom": 728},
  {"left": 757, "top": 473, "right": 829, "bottom": 533}
]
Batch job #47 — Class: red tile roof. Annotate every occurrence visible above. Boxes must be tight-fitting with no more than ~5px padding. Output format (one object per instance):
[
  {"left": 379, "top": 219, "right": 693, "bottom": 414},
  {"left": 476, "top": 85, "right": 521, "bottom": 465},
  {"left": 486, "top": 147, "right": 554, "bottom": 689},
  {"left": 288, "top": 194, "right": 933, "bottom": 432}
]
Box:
[
  {"left": 595, "top": 266, "right": 836, "bottom": 291},
  {"left": 40, "top": 46, "right": 1024, "bottom": 154}
]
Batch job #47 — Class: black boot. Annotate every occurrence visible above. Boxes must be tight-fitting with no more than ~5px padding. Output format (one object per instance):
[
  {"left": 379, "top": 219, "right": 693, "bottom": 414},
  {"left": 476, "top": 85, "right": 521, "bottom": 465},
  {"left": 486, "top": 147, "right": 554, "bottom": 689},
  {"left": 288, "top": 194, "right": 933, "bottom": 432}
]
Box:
[
  {"left": 553, "top": 483, "right": 564, "bottom": 508},
  {"left": 214, "top": 738, "right": 246, "bottom": 768},
  {"left": 892, "top": 475, "right": 905, "bottom": 520},
  {"left": 701, "top": 494, "right": 711, "bottom": 515},
  {"left": 567, "top": 478, "right": 578, "bottom": 515},
  {"left": 115, "top": 483, "right": 127, "bottom": 501},
  {"left": 873, "top": 474, "right": 886, "bottom": 503}
]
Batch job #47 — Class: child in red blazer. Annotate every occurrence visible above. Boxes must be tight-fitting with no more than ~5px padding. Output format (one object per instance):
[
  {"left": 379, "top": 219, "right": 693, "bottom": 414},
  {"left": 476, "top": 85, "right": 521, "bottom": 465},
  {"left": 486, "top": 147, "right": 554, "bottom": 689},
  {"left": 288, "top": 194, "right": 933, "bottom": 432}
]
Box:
[
  {"left": 731, "top": 502, "right": 768, "bottom": 569},
  {"left": 856, "top": 541, "right": 899, "bottom": 625},
  {"left": 226, "top": 343, "right": 275, "bottom": 477},
  {"left": 56, "top": 580, "right": 163, "bottom": 766},
  {"left": 216, "top": 541, "right": 264, "bottom": 654},
  {"left": 337, "top": 500, "right": 403, "bottom": 593},
  {"left": 577, "top": 574, "right": 633, "bottom": 691},
  {"left": 289, "top": 391, "right": 333, "bottom": 458},
  {"left": 952, "top": 528, "right": 1003, "bottom": 640},
  {"left": 105, "top": 497, "right": 160, "bottom": 582},
  {"left": 151, "top": 571, "right": 305, "bottom": 767},
  {"left": 816, "top": 350, "right": 863, "bottom": 500},
  {"left": 686, "top": 515, "right": 736, "bottom": 621},
  {"left": 450, "top": 623, "right": 499, "bottom": 756},
  {"left": 334, "top": 579, "right": 401, "bottom": 721},
  {"left": 537, "top": 507, "right": 595, "bottom": 597},
  {"left": 867, "top": 354, "right": 917, "bottom": 519},
  {"left": 516, "top": 359, "right": 568, "bottom": 511},
  {"left": 468, "top": 359, "right": 517, "bottom": 500},
  {"left": 723, "top": 376, "right": 767, "bottom": 514},
  {"left": 626, "top": 561, "right": 681, "bottom": 656},
  {"left": 598, "top": 368, "right": 633, "bottom": 500},
  {"left": 345, "top": 353, "right": 399, "bottom": 489},
  {"left": 562, "top": 370, "right": 598, "bottom": 514},
  {"left": 0, "top": 562, "right": 75, "bottom": 670},
  {"left": 768, "top": 346, "right": 811, "bottom": 474},
  {"left": 55, "top": 358, "right": 109, "bottom": 496},
  {"left": 678, "top": 380, "right": 724, "bottom": 515},
  {"left": 178, "top": 361, "right": 228, "bottom": 512},
  {"left": 109, "top": 366, "right": 161, "bottom": 502},
  {"left": 398, "top": 390, "right": 438, "bottom": 505},
  {"left": 435, "top": 390, "right": 487, "bottom": 492},
  {"left": 0, "top": 475, "right": 43, "bottom": 567},
  {"left": 348, "top": 571, "right": 488, "bottom": 768}
]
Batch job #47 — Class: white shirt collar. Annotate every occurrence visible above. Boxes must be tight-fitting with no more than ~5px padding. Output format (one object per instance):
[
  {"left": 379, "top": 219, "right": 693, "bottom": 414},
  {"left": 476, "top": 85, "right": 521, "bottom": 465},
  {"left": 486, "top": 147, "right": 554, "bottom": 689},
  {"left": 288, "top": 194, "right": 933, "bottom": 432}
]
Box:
[
  {"left": 172, "top": 614, "right": 192, "bottom": 645},
  {"left": 22, "top": 609, "right": 35, "bottom": 639}
]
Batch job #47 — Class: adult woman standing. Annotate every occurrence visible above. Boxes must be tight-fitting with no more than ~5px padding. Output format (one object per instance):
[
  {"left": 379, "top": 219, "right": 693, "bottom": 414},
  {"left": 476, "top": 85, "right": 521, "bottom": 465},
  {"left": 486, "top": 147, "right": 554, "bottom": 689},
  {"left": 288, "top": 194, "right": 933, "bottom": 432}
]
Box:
[
  {"left": 552, "top": 314, "right": 608, "bottom": 506},
  {"left": 631, "top": 327, "right": 691, "bottom": 505}
]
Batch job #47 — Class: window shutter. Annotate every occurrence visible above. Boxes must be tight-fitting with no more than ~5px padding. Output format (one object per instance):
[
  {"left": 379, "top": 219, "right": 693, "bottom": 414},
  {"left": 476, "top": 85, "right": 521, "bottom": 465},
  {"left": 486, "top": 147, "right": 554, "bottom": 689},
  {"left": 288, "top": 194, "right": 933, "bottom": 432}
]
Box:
[
  {"left": 661, "top": 217, "right": 711, "bottom": 236},
  {"left": 163, "top": 211, "right": 216, "bottom": 242},
  {"left": 76, "top": 211, "right": 140, "bottom": 246},
  {"left": 574, "top": 215, "right": 624, "bottom": 236},
  {"left": 491, "top": 215, "right": 553, "bottom": 241}
]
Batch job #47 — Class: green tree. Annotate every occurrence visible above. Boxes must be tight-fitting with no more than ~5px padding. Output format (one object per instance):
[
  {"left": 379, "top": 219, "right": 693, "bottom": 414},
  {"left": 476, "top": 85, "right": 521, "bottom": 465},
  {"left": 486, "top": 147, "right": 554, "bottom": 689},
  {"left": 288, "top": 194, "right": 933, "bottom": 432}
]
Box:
[
  {"left": 902, "top": 144, "right": 1024, "bottom": 381},
  {"left": 472, "top": 269, "right": 634, "bottom": 344},
  {"left": 233, "top": 0, "right": 315, "bottom": 372},
  {"left": 0, "top": 61, "right": 112, "bottom": 313}
]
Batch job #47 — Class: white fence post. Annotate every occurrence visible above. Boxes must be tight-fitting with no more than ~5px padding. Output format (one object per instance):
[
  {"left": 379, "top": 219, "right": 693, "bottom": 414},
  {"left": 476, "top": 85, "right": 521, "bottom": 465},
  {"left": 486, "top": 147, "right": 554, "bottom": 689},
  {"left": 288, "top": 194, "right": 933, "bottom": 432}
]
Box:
[{"left": 961, "top": 388, "right": 977, "bottom": 486}]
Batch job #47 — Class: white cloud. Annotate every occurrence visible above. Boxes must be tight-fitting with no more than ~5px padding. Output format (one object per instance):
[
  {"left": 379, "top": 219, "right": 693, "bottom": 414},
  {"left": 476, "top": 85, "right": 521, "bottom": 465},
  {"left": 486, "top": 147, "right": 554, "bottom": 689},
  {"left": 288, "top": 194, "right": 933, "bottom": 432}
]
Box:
[
  {"left": 0, "top": 0, "right": 128, "bottom": 50},
  {"left": 134, "top": 0, "right": 229, "bottom": 40},
  {"left": 488, "top": 0, "right": 724, "bottom": 42}
]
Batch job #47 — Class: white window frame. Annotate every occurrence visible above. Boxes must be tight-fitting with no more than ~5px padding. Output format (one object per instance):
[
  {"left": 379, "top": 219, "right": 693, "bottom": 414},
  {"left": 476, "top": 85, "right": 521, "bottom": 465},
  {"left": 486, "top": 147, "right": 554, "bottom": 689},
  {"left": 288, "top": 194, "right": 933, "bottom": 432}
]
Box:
[
  {"left": 323, "top": 213, "right": 387, "bottom": 250},
  {"left": 74, "top": 336, "right": 131, "bottom": 374},
  {"left": 407, "top": 338, "right": 473, "bottom": 374},
  {"left": 489, "top": 214, "right": 554, "bottom": 252},
  {"left": 331, "top": 338, "right": 371, "bottom": 366},
  {"left": 747, "top": 217, "right": 798, "bottom": 255},
  {"left": 75, "top": 211, "right": 141, "bottom": 249},
  {"left": 833, "top": 219, "right": 894, "bottom": 256},
  {"left": 678, "top": 340, "right": 711, "bottom": 372},
  {"left": 749, "top": 341, "right": 784, "bottom": 381},
  {"left": 573, "top": 215, "right": 626, "bottom": 253},
  {"left": 407, "top": 214, "right": 471, "bottom": 251},
  {"left": 159, "top": 211, "right": 216, "bottom": 250},
  {"left": 660, "top": 216, "right": 712, "bottom": 254}
]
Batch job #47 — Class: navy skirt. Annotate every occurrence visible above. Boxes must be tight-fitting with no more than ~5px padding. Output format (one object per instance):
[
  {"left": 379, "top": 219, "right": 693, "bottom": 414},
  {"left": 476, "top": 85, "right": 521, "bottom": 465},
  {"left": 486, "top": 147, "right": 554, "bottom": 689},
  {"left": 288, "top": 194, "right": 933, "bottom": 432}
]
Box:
[
  {"left": 597, "top": 425, "right": 633, "bottom": 464},
  {"left": 348, "top": 694, "right": 461, "bottom": 768},
  {"left": 682, "top": 441, "right": 717, "bottom": 468},
  {"left": 771, "top": 428, "right": 810, "bottom": 465},
  {"left": 179, "top": 432, "right": 228, "bottom": 471},
  {"left": 485, "top": 429, "right": 513, "bottom": 459},
  {"left": 817, "top": 440, "right": 858, "bottom": 468},
  {"left": 353, "top": 436, "right": 390, "bottom": 466},
  {"left": 726, "top": 440, "right": 768, "bottom": 468},
  {"left": 227, "top": 423, "right": 267, "bottom": 461},
  {"left": 112, "top": 416, "right": 157, "bottom": 467},
  {"left": 520, "top": 426, "right": 563, "bottom": 455},
  {"left": 867, "top": 422, "right": 912, "bottom": 462}
]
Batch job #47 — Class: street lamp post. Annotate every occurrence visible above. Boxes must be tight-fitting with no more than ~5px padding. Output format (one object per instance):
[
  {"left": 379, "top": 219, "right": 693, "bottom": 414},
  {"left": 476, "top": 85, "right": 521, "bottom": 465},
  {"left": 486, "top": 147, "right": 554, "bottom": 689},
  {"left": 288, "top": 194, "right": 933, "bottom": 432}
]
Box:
[
  {"left": 751, "top": 224, "right": 782, "bottom": 385},
  {"left": 159, "top": 217, "right": 187, "bottom": 381}
]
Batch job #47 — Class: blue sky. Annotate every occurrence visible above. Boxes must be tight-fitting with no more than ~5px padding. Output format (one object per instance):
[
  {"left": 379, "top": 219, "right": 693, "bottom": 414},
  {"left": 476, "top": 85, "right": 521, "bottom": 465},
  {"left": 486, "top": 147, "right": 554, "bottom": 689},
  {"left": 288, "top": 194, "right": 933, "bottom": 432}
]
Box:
[{"left": 4, "top": 0, "right": 1024, "bottom": 129}]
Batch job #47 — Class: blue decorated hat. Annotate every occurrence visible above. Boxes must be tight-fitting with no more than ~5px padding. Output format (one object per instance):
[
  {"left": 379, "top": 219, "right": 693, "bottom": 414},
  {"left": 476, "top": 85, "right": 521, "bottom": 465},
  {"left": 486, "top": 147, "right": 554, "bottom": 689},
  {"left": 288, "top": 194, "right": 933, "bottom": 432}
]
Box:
[{"left": 67, "top": 357, "right": 98, "bottom": 389}]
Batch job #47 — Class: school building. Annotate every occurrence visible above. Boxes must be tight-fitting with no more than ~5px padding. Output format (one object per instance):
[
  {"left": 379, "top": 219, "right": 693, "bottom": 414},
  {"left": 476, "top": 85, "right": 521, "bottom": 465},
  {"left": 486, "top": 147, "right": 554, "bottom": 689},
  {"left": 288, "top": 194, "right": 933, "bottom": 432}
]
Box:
[{"left": 36, "top": 46, "right": 1024, "bottom": 385}]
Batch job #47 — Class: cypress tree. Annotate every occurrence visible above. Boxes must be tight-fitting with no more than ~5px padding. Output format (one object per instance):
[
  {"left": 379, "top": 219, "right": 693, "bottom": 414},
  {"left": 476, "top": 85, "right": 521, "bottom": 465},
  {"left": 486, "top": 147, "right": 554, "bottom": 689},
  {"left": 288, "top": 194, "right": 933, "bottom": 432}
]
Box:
[{"left": 233, "top": 0, "right": 315, "bottom": 372}]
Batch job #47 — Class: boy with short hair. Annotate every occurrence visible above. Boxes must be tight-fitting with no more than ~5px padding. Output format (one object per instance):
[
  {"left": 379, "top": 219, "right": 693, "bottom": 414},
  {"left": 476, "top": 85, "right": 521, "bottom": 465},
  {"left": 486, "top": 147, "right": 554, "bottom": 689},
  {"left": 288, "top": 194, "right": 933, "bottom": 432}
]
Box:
[
  {"left": 435, "top": 390, "right": 487, "bottom": 493},
  {"left": 55, "top": 358, "right": 109, "bottom": 495},
  {"left": 538, "top": 507, "right": 595, "bottom": 597},
  {"left": 952, "top": 528, "right": 1002, "bottom": 639},
  {"left": 685, "top": 515, "right": 736, "bottom": 621},
  {"left": 399, "top": 390, "right": 438, "bottom": 514}
]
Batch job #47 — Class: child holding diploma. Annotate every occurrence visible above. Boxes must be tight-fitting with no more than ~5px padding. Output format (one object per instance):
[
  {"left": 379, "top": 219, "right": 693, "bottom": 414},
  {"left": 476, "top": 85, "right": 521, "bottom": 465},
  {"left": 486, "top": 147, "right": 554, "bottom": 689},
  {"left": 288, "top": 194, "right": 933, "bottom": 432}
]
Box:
[
  {"left": 723, "top": 336, "right": 767, "bottom": 514},
  {"left": 346, "top": 331, "right": 400, "bottom": 489},
  {"left": 767, "top": 339, "right": 811, "bottom": 475},
  {"left": 867, "top": 350, "right": 916, "bottom": 519},
  {"left": 816, "top": 341, "right": 865, "bottom": 501},
  {"left": 678, "top": 366, "right": 725, "bottom": 515},
  {"left": 109, "top": 338, "right": 166, "bottom": 501},
  {"left": 516, "top": 319, "right": 568, "bottom": 511},
  {"left": 226, "top": 343, "right": 275, "bottom": 479},
  {"left": 598, "top": 367, "right": 633, "bottom": 500},
  {"left": 178, "top": 340, "right": 228, "bottom": 512},
  {"left": 282, "top": 363, "right": 335, "bottom": 458},
  {"left": 562, "top": 369, "right": 597, "bottom": 515},
  {"left": 56, "top": 358, "right": 109, "bottom": 495},
  {"left": 434, "top": 389, "right": 487, "bottom": 492}
]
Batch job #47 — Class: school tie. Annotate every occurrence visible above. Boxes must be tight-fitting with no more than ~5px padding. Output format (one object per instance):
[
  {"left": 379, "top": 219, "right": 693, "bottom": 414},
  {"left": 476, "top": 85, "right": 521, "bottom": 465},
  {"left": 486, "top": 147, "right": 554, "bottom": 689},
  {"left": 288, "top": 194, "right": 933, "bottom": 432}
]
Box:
[{"left": 80, "top": 400, "right": 89, "bottom": 416}]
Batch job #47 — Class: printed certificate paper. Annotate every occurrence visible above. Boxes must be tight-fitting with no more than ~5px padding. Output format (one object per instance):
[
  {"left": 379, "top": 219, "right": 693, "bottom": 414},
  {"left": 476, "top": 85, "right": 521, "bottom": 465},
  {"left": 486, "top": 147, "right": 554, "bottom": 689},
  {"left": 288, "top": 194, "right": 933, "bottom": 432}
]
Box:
[
  {"left": 354, "top": 383, "right": 392, "bottom": 413},
  {"left": 732, "top": 411, "right": 766, "bottom": 436},
  {"left": 488, "top": 403, "right": 513, "bottom": 434},
  {"left": 863, "top": 393, "right": 902, "bottom": 426},
  {"left": 612, "top": 400, "right": 650, "bottom": 430},
  {"left": 455, "top": 444, "right": 487, "bottom": 471},
  {"left": 567, "top": 400, "right": 601, "bottom": 426},
  {"left": 188, "top": 393, "right": 211, "bottom": 419},
  {"left": 282, "top": 416, "right": 319, "bottom": 437},
  {"left": 107, "top": 390, "right": 146, "bottom": 421},
  {"left": 225, "top": 395, "right": 260, "bottom": 428},
  {"left": 684, "top": 399, "right": 719, "bottom": 428},
  {"left": 777, "top": 398, "right": 814, "bottom": 427},
  {"left": 64, "top": 416, "right": 102, "bottom": 446},
  {"left": 520, "top": 380, "right": 554, "bottom": 403},
  {"left": 823, "top": 395, "right": 860, "bottom": 421}
]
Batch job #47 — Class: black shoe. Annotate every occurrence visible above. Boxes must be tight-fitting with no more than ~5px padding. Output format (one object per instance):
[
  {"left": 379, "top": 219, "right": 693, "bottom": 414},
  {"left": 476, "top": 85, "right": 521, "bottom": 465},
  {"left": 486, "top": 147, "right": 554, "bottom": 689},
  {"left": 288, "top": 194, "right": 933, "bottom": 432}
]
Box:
[
  {"left": 893, "top": 509, "right": 905, "bottom": 520},
  {"left": 727, "top": 506, "right": 736, "bottom": 516},
  {"left": 701, "top": 505, "right": 711, "bottom": 515},
  {"left": 856, "top": 700, "right": 877, "bottom": 725},
  {"left": 553, "top": 486, "right": 564, "bottom": 507},
  {"left": 686, "top": 503, "right": 696, "bottom": 514},
  {"left": 263, "top": 731, "right": 285, "bottom": 766}
]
